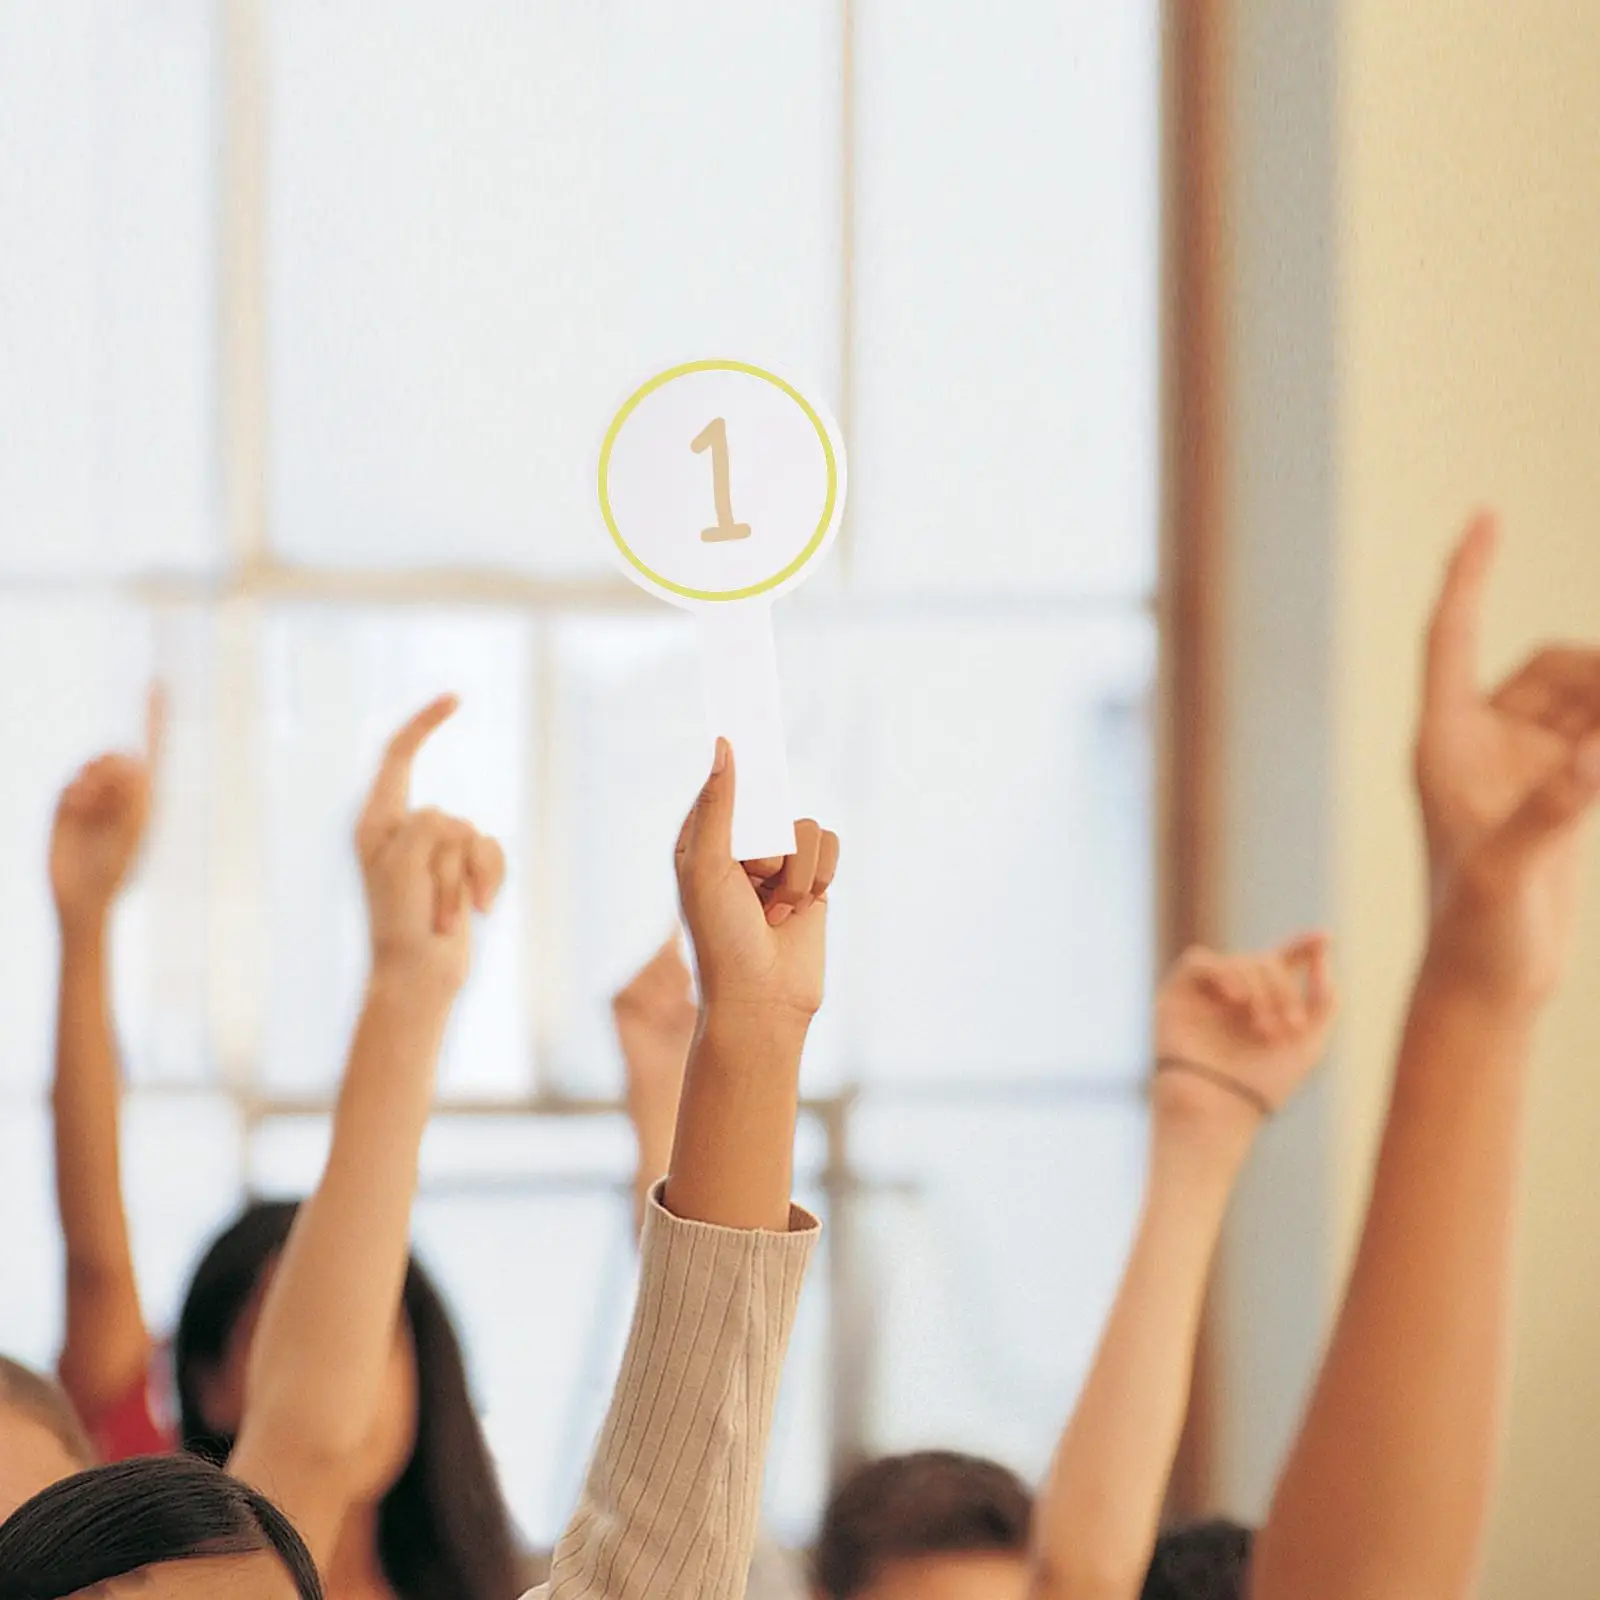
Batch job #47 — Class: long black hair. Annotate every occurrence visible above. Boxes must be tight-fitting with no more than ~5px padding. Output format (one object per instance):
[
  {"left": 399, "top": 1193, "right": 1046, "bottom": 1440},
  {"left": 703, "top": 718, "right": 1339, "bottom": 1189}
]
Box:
[
  {"left": 172, "top": 1200, "right": 521, "bottom": 1600},
  {"left": 0, "top": 1454, "right": 323, "bottom": 1600},
  {"left": 1142, "top": 1519, "right": 1254, "bottom": 1600}
]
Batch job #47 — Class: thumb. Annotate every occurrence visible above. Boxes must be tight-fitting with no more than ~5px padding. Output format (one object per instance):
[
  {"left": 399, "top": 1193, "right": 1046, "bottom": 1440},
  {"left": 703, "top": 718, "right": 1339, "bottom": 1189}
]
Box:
[
  {"left": 676, "top": 739, "right": 735, "bottom": 878},
  {"left": 1489, "top": 735, "right": 1600, "bottom": 866}
]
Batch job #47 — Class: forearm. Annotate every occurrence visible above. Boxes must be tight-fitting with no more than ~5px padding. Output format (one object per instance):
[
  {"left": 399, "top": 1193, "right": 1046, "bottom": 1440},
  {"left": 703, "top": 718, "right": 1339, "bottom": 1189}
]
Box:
[
  {"left": 53, "top": 917, "right": 130, "bottom": 1265},
  {"left": 1033, "top": 1123, "right": 1246, "bottom": 1600},
  {"left": 232, "top": 976, "right": 449, "bottom": 1540},
  {"left": 663, "top": 1003, "right": 808, "bottom": 1233},
  {"left": 52, "top": 913, "right": 148, "bottom": 1408},
  {"left": 1252, "top": 969, "right": 1536, "bottom": 1600}
]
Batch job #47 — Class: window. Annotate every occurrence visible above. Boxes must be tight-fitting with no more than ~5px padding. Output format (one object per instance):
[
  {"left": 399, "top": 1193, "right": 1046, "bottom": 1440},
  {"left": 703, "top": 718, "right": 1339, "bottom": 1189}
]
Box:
[{"left": 0, "top": 0, "right": 1162, "bottom": 1550}]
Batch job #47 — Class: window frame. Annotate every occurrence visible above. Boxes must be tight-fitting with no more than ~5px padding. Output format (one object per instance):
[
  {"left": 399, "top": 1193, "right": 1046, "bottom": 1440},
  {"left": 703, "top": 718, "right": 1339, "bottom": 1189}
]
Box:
[{"left": 1, "top": 0, "right": 1208, "bottom": 1524}]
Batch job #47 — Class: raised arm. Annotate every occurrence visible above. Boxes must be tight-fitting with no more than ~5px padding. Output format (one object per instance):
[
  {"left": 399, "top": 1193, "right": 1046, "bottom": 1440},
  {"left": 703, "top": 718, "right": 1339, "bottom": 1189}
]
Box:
[
  {"left": 663, "top": 740, "right": 836, "bottom": 1232},
  {"left": 537, "top": 739, "right": 833, "bottom": 1599},
  {"left": 1251, "top": 515, "right": 1600, "bottom": 1600},
  {"left": 50, "top": 690, "right": 162, "bottom": 1431},
  {"left": 228, "top": 696, "right": 504, "bottom": 1565},
  {"left": 614, "top": 935, "right": 697, "bottom": 1240},
  {"left": 1030, "top": 937, "right": 1335, "bottom": 1600}
]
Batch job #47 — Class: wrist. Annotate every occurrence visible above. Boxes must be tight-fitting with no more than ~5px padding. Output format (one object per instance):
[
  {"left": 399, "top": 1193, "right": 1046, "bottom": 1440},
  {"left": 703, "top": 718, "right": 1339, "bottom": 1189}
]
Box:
[
  {"left": 1150, "top": 1088, "right": 1258, "bottom": 1181},
  {"left": 1412, "top": 947, "right": 1547, "bottom": 1036},
  {"left": 695, "top": 999, "right": 813, "bottom": 1065},
  {"left": 698, "top": 993, "right": 816, "bottom": 1037},
  {"left": 1150, "top": 1060, "right": 1265, "bottom": 1158},
  {"left": 700, "top": 966, "right": 825, "bottom": 1017},
  {"left": 364, "top": 962, "right": 460, "bottom": 1021},
  {"left": 56, "top": 904, "right": 112, "bottom": 946}
]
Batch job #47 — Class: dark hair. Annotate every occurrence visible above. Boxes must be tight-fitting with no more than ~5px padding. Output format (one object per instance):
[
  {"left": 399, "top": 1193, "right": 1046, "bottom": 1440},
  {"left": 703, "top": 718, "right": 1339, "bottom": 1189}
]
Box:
[
  {"left": 1141, "top": 1520, "right": 1254, "bottom": 1600},
  {"left": 0, "top": 1454, "right": 322, "bottom": 1600},
  {"left": 812, "top": 1450, "right": 1032, "bottom": 1598},
  {"left": 0, "top": 1358, "right": 94, "bottom": 1469},
  {"left": 173, "top": 1200, "right": 521, "bottom": 1600}
]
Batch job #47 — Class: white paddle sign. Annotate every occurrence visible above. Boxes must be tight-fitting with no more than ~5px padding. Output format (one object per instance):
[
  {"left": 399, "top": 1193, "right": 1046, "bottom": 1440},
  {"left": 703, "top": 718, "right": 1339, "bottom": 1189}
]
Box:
[{"left": 598, "top": 358, "right": 846, "bottom": 860}]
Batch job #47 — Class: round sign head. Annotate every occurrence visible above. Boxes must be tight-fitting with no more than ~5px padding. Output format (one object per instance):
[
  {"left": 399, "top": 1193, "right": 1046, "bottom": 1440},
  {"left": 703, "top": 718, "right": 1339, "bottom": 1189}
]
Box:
[{"left": 598, "top": 359, "right": 847, "bottom": 607}]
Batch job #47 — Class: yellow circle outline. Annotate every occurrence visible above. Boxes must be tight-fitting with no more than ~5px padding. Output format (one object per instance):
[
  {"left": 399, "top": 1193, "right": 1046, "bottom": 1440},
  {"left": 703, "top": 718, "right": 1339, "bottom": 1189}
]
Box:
[{"left": 598, "top": 358, "right": 838, "bottom": 603}]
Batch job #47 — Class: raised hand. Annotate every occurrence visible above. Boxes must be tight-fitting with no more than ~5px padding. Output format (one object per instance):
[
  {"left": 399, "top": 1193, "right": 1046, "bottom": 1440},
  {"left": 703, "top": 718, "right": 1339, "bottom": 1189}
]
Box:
[
  {"left": 229, "top": 696, "right": 507, "bottom": 1566},
  {"left": 354, "top": 695, "right": 506, "bottom": 1000},
  {"left": 1419, "top": 514, "right": 1600, "bottom": 1005},
  {"left": 1032, "top": 934, "right": 1335, "bottom": 1600},
  {"left": 50, "top": 687, "right": 164, "bottom": 928},
  {"left": 674, "top": 738, "right": 839, "bottom": 1019},
  {"left": 1250, "top": 525, "right": 1600, "bottom": 1600},
  {"left": 541, "top": 742, "right": 830, "bottom": 1600},
  {"left": 1153, "top": 934, "right": 1337, "bottom": 1136}
]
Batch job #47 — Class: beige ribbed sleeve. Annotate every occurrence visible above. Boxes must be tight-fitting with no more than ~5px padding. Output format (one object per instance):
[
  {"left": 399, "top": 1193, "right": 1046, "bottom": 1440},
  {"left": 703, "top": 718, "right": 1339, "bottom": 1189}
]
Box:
[{"left": 521, "top": 1186, "right": 819, "bottom": 1600}]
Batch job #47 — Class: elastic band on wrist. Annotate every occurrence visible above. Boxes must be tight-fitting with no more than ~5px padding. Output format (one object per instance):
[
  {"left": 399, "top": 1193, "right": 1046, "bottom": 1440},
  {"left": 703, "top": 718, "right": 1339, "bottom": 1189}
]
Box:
[{"left": 1153, "top": 1056, "right": 1274, "bottom": 1119}]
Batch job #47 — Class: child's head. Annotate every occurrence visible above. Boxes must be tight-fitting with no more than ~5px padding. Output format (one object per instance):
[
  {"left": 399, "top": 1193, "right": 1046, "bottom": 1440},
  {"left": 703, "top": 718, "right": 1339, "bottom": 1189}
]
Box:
[
  {"left": 0, "top": 1453, "right": 321, "bottom": 1600},
  {"left": 0, "top": 1357, "right": 95, "bottom": 1521},
  {"left": 173, "top": 1199, "right": 522, "bottom": 1600},
  {"left": 810, "top": 1451, "right": 1254, "bottom": 1600},
  {"left": 811, "top": 1450, "right": 1033, "bottom": 1600},
  {"left": 1142, "top": 1520, "right": 1253, "bottom": 1600}
]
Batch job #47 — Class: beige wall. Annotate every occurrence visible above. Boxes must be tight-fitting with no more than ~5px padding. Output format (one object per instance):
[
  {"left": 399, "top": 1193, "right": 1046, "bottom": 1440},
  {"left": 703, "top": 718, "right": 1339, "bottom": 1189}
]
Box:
[
  {"left": 1217, "top": 2, "right": 1600, "bottom": 1592},
  {"left": 1340, "top": 4, "right": 1600, "bottom": 1591}
]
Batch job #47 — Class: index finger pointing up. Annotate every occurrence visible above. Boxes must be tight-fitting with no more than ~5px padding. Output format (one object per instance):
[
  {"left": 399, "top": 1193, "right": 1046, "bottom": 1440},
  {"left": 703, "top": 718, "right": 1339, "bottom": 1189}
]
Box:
[
  {"left": 1424, "top": 511, "right": 1498, "bottom": 713},
  {"left": 359, "top": 695, "right": 460, "bottom": 840}
]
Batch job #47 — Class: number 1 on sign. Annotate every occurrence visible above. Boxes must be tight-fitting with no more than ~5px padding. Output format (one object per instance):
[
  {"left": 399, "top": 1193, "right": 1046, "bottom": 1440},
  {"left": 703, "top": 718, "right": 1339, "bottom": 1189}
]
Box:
[{"left": 691, "top": 417, "right": 752, "bottom": 543}]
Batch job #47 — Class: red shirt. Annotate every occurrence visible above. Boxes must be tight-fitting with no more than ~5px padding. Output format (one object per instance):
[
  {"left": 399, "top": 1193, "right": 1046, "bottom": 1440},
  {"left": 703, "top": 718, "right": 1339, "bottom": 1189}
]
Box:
[{"left": 87, "top": 1346, "right": 177, "bottom": 1462}]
